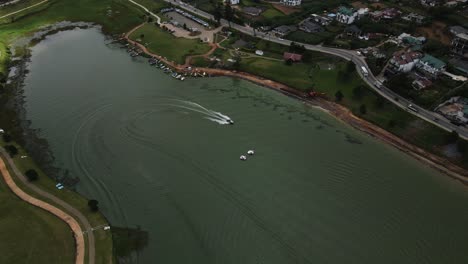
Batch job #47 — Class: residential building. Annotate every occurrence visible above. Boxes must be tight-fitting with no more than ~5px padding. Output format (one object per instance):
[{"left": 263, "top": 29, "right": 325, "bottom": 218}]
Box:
[
  {"left": 449, "top": 58, "right": 468, "bottom": 75},
  {"left": 382, "top": 8, "right": 401, "bottom": 19},
  {"left": 310, "top": 14, "right": 332, "bottom": 26},
  {"left": 420, "top": 0, "right": 442, "bottom": 7},
  {"left": 398, "top": 33, "right": 426, "bottom": 47},
  {"left": 336, "top": 6, "right": 358, "bottom": 24},
  {"left": 283, "top": 52, "right": 302, "bottom": 62},
  {"left": 369, "top": 11, "right": 383, "bottom": 21},
  {"left": 344, "top": 25, "right": 362, "bottom": 36},
  {"left": 452, "top": 33, "right": 468, "bottom": 56},
  {"left": 299, "top": 19, "right": 324, "bottom": 33},
  {"left": 412, "top": 77, "right": 432, "bottom": 90},
  {"left": 449, "top": 26, "right": 468, "bottom": 36},
  {"left": 435, "top": 97, "right": 468, "bottom": 124},
  {"left": 255, "top": 50, "right": 264, "bottom": 56},
  {"left": 402, "top": 13, "right": 426, "bottom": 24},
  {"left": 388, "top": 50, "right": 423, "bottom": 73},
  {"left": 416, "top": 54, "right": 447, "bottom": 77},
  {"left": 242, "top": 6, "right": 263, "bottom": 16},
  {"left": 273, "top": 25, "right": 297, "bottom": 36},
  {"left": 281, "top": 0, "right": 301, "bottom": 6},
  {"left": 226, "top": 0, "right": 239, "bottom": 4},
  {"left": 445, "top": 1, "right": 459, "bottom": 7}
]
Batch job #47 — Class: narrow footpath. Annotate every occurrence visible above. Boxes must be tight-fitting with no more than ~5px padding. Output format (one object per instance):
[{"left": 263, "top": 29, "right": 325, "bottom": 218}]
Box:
[{"left": 0, "top": 148, "right": 94, "bottom": 264}]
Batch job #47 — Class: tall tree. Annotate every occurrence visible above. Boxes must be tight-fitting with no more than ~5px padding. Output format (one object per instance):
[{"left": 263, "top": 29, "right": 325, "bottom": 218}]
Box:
[{"left": 224, "top": 4, "right": 234, "bottom": 28}]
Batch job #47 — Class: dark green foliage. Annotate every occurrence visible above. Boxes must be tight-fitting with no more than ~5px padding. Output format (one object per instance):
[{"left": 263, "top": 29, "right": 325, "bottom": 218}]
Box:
[
  {"left": 25, "top": 169, "right": 39, "bottom": 181},
  {"left": 4, "top": 145, "right": 18, "bottom": 157},
  {"left": 88, "top": 199, "right": 99, "bottom": 212}
]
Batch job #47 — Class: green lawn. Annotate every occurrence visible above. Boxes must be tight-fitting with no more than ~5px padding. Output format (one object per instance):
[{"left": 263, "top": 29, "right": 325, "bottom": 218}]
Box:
[
  {"left": 129, "top": 23, "right": 211, "bottom": 64},
  {"left": 0, "top": 167, "right": 75, "bottom": 264},
  {"left": 0, "top": 0, "right": 148, "bottom": 262},
  {"left": 261, "top": 8, "right": 284, "bottom": 19}
]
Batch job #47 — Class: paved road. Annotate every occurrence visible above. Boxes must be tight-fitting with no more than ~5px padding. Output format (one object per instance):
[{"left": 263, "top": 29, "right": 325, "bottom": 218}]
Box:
[
  {"left": 162, "top": 0, "right": 468, "bottom": 139},
  {"left": 0, "top": 148, "right": 95, "bottom": 264},
  {"left": 0, "top": 0, "right": 48, "bottom": 19}
]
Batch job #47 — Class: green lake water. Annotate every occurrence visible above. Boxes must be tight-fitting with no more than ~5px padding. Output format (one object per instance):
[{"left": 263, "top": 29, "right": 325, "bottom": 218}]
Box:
[{"left": 22, "top": 28, "right": 468, "bottom": 264}]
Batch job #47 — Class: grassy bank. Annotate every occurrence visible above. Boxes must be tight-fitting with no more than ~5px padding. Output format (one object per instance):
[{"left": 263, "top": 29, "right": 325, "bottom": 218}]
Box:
[
  {"left": 129, "top": 23, "right": 211, "bottom": 64},
  {"left": 0, "top": 164, "right": 75, "bottom": 264},
  {"left": 0, "top": 0, "right": 147, "bottom": 262}
]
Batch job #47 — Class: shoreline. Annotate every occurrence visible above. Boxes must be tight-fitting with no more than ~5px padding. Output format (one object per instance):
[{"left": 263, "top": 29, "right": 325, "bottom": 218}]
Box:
[{"left": 124, "top": 23, "right": 468, "bottom": 184}]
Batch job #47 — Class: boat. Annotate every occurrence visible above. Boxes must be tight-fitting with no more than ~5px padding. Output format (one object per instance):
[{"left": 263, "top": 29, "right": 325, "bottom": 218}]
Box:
[
  {"left": 227, "top": 119, "right": 234, "bottom": 125},
  {"left": 176, "top": 74, "right": 182, "bottom": 79},
  {"left": 171, "top": 72, "right": 178, "bottom": 78},
  {"left": 240, "top": 155, "right": 247, "bottom": 161},
  {"left": 180, "top": 77, "right": 185, "bottom": 81},
  {"left": 247, "top": 150, "right": 254, "bottom": 155}
]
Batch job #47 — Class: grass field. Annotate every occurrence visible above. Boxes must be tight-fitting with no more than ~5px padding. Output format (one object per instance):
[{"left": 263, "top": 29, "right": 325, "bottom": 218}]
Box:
[
  {"left": 0, "top": 163, "right": 75, "bottom": 264},
  {"left": 129, "top": 23, "right": 211, "bottom": 64}
]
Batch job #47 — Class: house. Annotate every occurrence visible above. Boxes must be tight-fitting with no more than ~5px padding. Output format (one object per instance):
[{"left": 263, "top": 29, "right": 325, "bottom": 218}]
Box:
[
  {"left": 388, "top": 50, "right": 423, "bottom": 72},
  {"left": 226, "top": 0, "right": 239, "bottom": 4},
  {"left": 435, "top": 96, "right": 468, "bottom": 123},
  {"left": 445, "top": 1, "right": 459, "bottom": 7},
  {"left": 310, "top": 14, "right": 332, "bottom": 26},
  {"left": 369, "top": 11, "right": 383, "bottom": 21},
  {"left": 412, "top": 77, "right": 433, "bottom": 90},
  {"left": 382, "top": 8, "right": 401, "bottom": 19},
  {"left": 273, "top": 25, "right": 297, "bottom": 36},
  {"left": 416, "top": 54, "right": 447, "bottom": 77},
  {"left": 336, "top": 6, "right": 358, "bottom": 24},
  {"left": 283, "top": 52, "right": 302, "bottom": 62},
  {"left": 255, "top": 50, "right": 264, "bottom": 56},
  {"left": 357, "top": 8, "right": 369, "bottom": 18},
  {"left": 398, "top": 33, "right": 426, "bottom": 47},
  {"left": 449, "top": 58, "right": 468, "bottom": 75},
  {"left": 452, "top": 33, "right": 468, "bottom": 57},
  {"left": 281, "top": 0, "right": 301, "bottom": 6},
  {"left": 449, "top": 26, "right": 468, "bottom": 36},
  {"left": 344, "top": 25, "right": 362, "bottom": 36},
  {"left": 299, "top": 19, "right": 324, "bottom": 33},
  {"left": 402, "top": 13, "right": 426, "bottom": 24},
  {"left": 243, "top": 6, "right": 263, "bottom": 16},
  {"left": 420, "top": 0, "right": 442, "bottom": 7}
]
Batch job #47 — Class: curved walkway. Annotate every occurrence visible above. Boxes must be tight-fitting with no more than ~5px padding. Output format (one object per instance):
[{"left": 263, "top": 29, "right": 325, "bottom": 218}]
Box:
[
  {"left": 126, "top": 0, "right": 161, "bottom": 24},
  {"left": 0, "top": 0, "right": 49, "bottom": 19},
  {"left": 0, "top": 148, "right": 94, "bottom": 264}
]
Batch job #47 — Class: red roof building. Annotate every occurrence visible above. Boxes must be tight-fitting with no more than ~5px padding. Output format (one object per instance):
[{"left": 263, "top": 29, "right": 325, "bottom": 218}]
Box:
[{"left": 283, "top": 52, "right": 303, "bottom": 62}]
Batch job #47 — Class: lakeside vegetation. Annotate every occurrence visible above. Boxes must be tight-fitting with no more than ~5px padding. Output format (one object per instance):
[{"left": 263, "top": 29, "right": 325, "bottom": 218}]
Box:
[{"left": 129, "top": 23, "right": 211, "bottom": 64}]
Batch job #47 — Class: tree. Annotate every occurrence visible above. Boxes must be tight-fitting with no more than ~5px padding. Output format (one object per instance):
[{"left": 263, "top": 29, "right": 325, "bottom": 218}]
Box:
[
  {"left": 25, "top": 169, "right": 39, "bottom": 181},
  {"left": 346, "top": 61, "right": 355, "bottom": 73},
  {"left": 4, "top": 145, "right": 18, "bottom": 157},
  {"left": 352, "top": 85, "right": 366, "bottom": 99},
  {"left": 140, "top": 34, "right": 145, "bottom": 39},
  {"left": 2, "top": 133, "right": 11, "bottom": 143},
  {"left": 224, "top": 4, "right": 234, "bottom": 28},
  {"left": 359, "top": 104, "right": 367, "bottom": 115},
  {"left": 445, "top": 131, "right": 459, "bottom": 144},
  {"left": 285, "top": 59, "right": 293, "bottom": 66},
  {"left": 213, "top": 4, "right": 223, "bottom": 24},
  {"left": 88, "top": 199, "right": 99, "bottom": 212},
  {"left": 335, "top": 90, "right": 344, "bottom": 102},
  {"left": 183, "top": 23, "right": 187, "bottom": 30},
  {"left": 388, "top": 120, "right": 396, "bottom": 128}
]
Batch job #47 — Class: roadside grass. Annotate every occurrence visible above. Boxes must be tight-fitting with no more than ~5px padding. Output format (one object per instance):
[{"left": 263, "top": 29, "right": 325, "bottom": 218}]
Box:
[
  {"left": 129, "top": 23, "right": 211, "bottom": 64},
  {"left": 0, "top": 0, "right": 49, "bottom": 17},
  {"left": 0, "top": 166, "right": 75, "bottom": 264},
  {"left": 0, "top": 140, "right": 114, "bottom": 264},
  {"left": 0, "top": 0, "right": 148, "bottom": 262}
]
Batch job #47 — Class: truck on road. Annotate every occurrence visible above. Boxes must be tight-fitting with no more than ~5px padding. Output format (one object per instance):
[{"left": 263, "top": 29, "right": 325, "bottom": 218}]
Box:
[
  {"left": 407, "top": 104, "right": 418, "bottom": 113},
  {"left": 360, "top": 66, "right": 368, "bottom": 77}
]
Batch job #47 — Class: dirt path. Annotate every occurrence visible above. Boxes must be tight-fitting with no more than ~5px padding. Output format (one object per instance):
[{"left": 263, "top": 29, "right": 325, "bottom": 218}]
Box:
[
  {"left": 124, "top": 24, "right": 468, "bottom": 183},
  {"left": 0, "top": 148, "right": 95, "bottom": 264}
]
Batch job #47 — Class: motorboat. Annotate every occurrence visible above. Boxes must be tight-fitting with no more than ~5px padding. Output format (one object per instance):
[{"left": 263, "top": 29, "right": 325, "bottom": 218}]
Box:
[
  {"left": 247, "top": 150, "right": 254, "bottom": 155},
  {"left": 240, "top": 155, "right": 247, "bottom": 161},
  {"left": 227, "top": 119, "right": 234, "bottom": 125},
  {"left": 180, "top": 77, "right": 185, "bottom": 81}
]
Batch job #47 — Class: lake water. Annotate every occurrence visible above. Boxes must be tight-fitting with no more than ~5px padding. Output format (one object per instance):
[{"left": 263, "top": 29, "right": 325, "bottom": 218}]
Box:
[{"left": 22, "top": 28, "right": 468, "bottom": 264}]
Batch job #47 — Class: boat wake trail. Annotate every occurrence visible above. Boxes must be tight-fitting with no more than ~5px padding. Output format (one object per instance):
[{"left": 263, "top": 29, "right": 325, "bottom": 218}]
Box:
[{"left": 167, "top": 99, "right": 233, "bottom": 125}]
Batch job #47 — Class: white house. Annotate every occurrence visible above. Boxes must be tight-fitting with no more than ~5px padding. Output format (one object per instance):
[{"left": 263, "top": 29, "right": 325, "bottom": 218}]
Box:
[
  {"left": 281, "top": 0, "right": 301, "bottom": 6},
  {"left": 226, "top": 0, "right": 239, "bottom": 5},
  {"left": 336, "top": 6, "right": 358, "bottom": 24},
  {"left": 416, "top": 54, "right": 447, "bottom": 77}
]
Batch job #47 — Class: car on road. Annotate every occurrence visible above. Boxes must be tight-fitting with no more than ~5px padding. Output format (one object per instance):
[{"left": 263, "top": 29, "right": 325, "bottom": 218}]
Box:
[{"left": 407, "top": 104, "right": 418, "bottom": 113}]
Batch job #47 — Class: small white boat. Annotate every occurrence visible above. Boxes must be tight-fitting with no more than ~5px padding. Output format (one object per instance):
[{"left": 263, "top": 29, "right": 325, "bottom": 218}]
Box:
[
  {"left": 227, "top": 119, "right": 234, "bottom": 125},
  {"left": 240, "top": 155, "right": 247, "bottom": 161},
  {"left": 247, "top": 150, "right": 254, "bottom": 155},
  {"left": 180, "top": 77, "right": 185, "bottom": 81}
]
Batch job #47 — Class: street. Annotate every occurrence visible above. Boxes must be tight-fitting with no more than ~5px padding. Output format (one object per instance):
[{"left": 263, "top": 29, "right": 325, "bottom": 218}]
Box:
[{"left": 164, "top": 0, "right": 468, "bottom": 139}]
